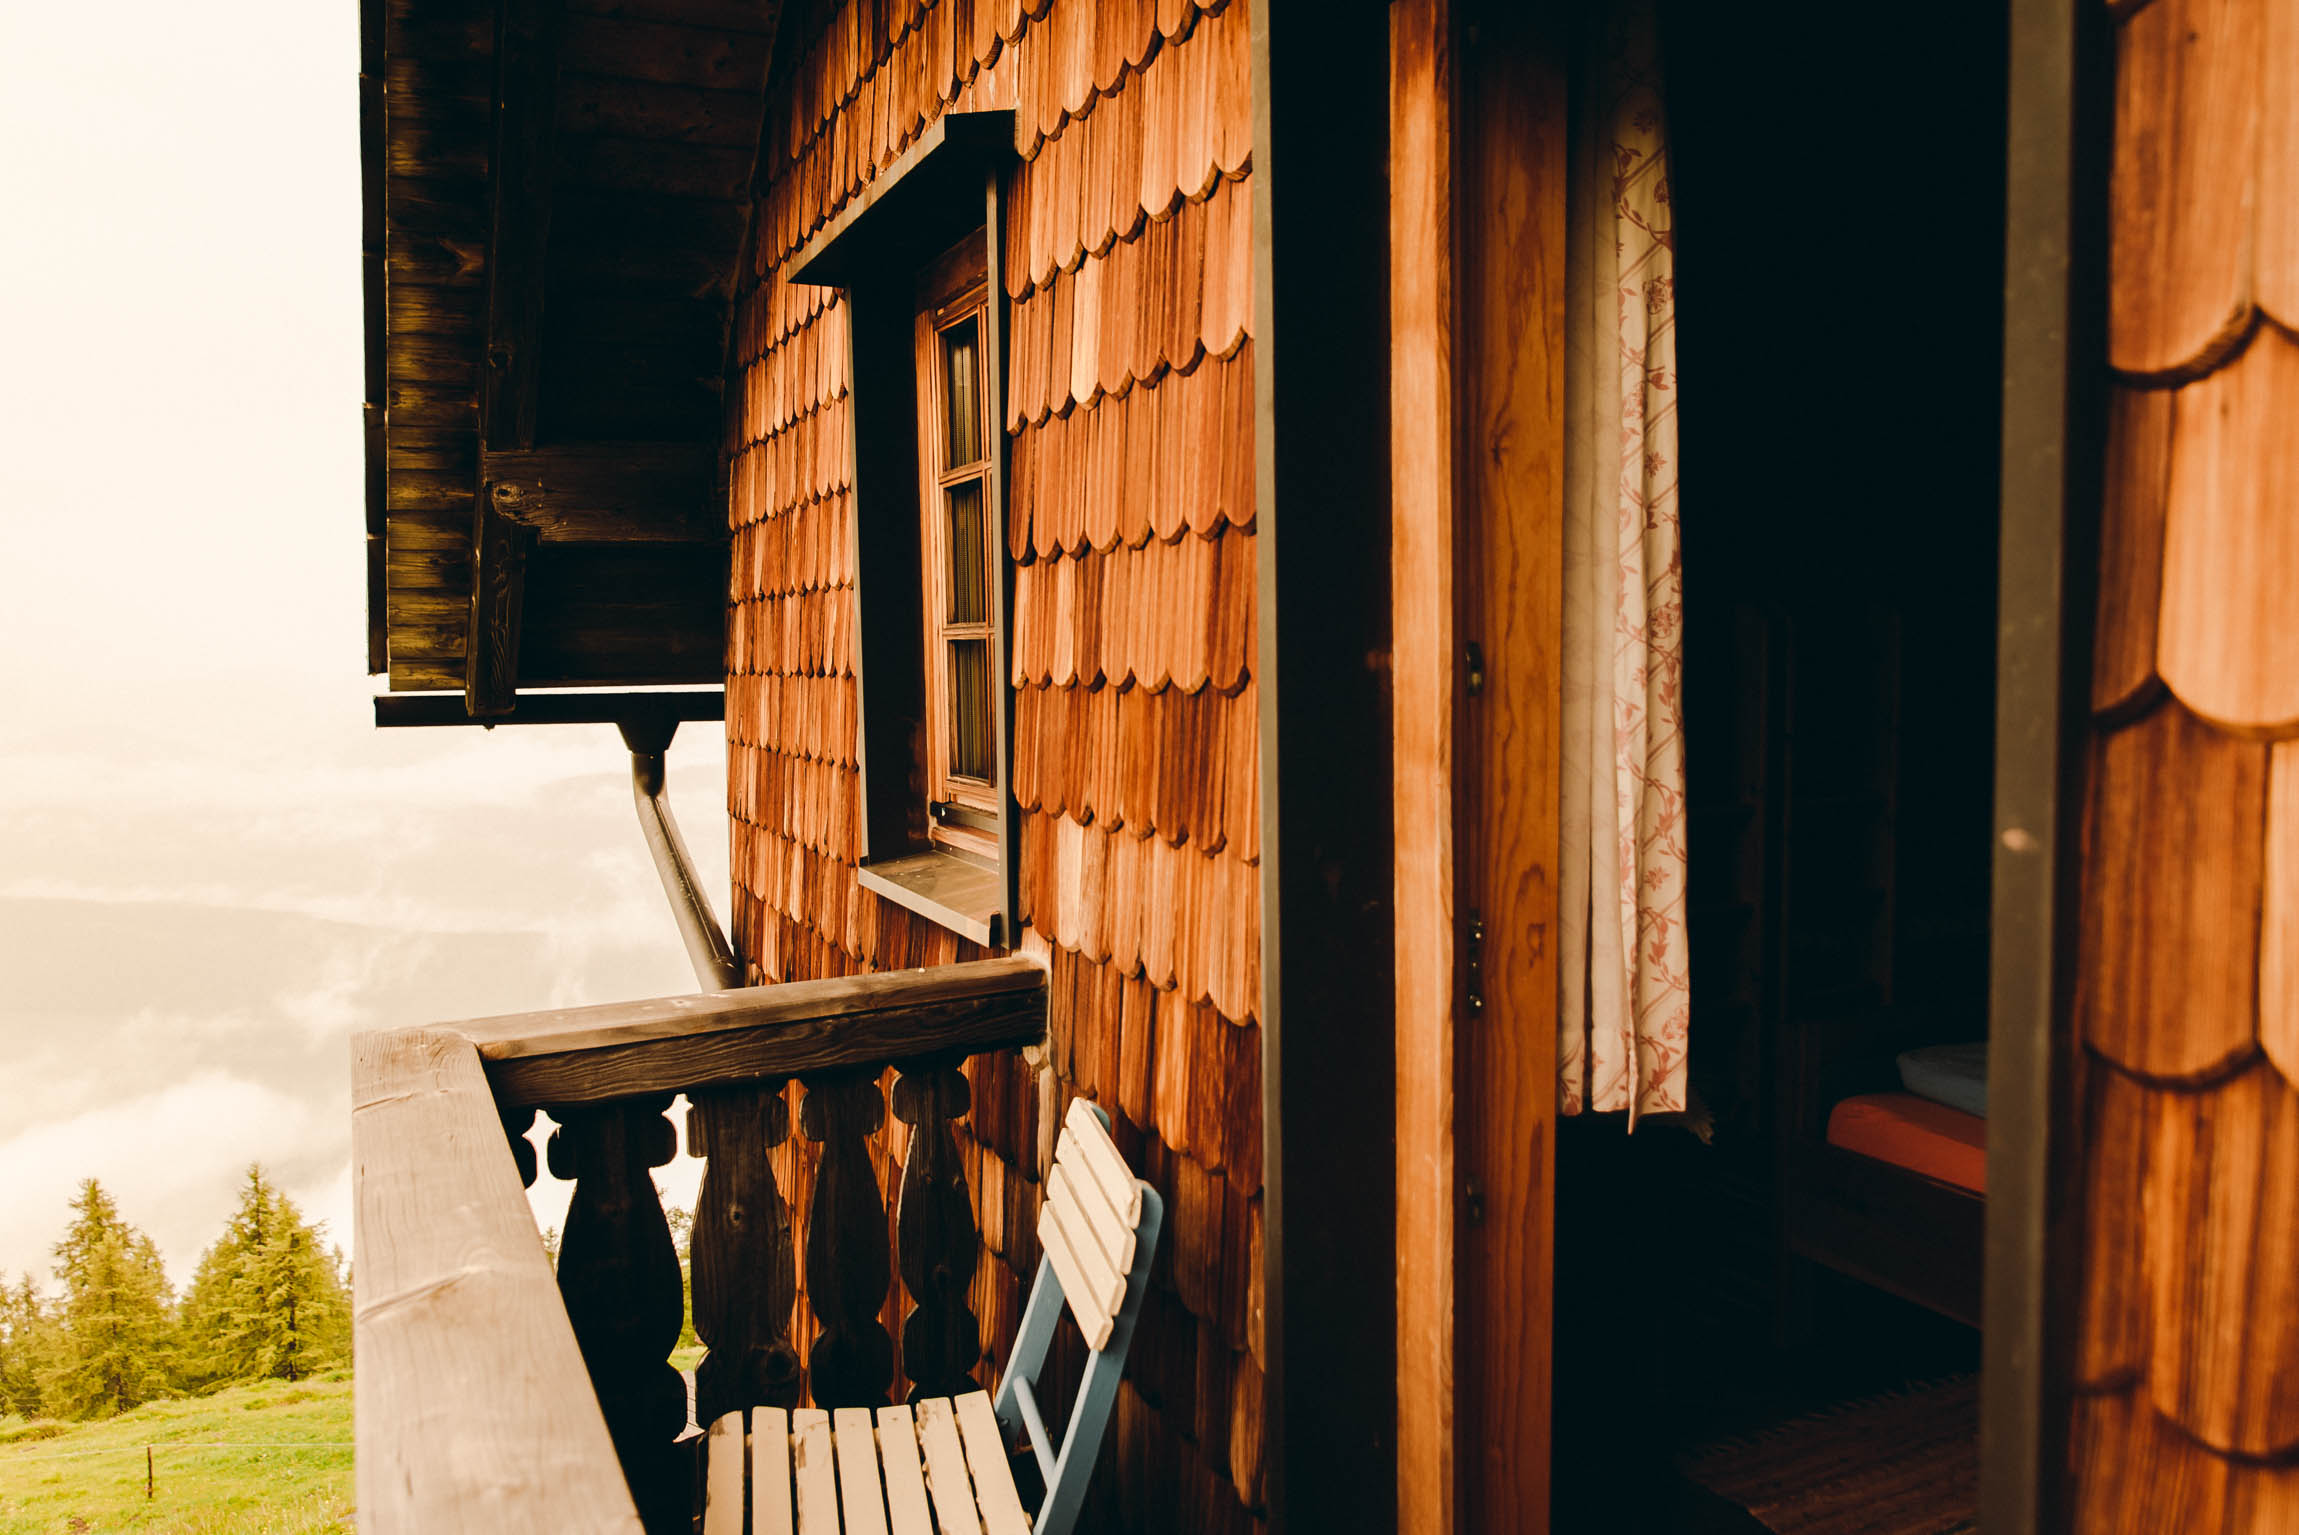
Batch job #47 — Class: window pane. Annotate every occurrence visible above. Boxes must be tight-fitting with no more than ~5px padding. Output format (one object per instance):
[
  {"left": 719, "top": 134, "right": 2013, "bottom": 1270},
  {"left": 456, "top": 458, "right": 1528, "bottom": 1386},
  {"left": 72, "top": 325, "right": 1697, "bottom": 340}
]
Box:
[
  {"left": 948, "top": 638, "right": 992, "bottom": 781},
  {"left": 941, "top": 316, "right": 982, "bottom": 469},
  {"left": 945, "top": 479, "right": 988, "bottom": 626}
]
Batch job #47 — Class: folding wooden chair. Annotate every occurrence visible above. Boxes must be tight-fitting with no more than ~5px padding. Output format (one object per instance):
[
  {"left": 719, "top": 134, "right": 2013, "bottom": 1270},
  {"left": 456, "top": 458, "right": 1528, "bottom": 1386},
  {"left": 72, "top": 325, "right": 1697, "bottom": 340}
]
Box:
[{"left": 700, "top": 1098, "right": 1163, "bottom": 1534}]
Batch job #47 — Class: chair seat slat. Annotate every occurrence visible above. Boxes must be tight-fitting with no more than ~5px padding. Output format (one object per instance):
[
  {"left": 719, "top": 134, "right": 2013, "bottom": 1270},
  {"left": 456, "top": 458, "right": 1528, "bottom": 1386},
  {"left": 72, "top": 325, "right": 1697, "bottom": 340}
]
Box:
[
  {"left": 875, "top": 1405, "right": 937, "bottom": 1535},
  {"left": 955, "top": 1392, "right": 1033, "bottom": 1535},
  {"left": 832, "top": 1407, "right": 890, "bottom": 1535},
  {"left": 754, "top": 1406, "right": 795, "bottom": 1535},
  {"left": 915, "top": 1395, "right": 985, "bottom": 1535},
  {"left": 793, "top": 1409, "right": 839, "bottom": 1535},
  {"left": 704, "top": 1413, "right": 747, "bottom": 1535}
]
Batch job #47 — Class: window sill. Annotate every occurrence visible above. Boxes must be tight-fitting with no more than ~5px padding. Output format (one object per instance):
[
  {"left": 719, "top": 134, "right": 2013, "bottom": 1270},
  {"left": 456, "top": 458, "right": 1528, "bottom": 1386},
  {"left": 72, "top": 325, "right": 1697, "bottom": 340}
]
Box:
[{"left": 857, "top": 848, "right": 1004, "bottom": 947}]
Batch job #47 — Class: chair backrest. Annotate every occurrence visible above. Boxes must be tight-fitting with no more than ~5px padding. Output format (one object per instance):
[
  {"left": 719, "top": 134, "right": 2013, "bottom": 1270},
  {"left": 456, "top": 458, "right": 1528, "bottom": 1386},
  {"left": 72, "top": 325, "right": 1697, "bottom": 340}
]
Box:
[{"left": 991, "top": 1097, "right": 1163, "bottom": 1535}]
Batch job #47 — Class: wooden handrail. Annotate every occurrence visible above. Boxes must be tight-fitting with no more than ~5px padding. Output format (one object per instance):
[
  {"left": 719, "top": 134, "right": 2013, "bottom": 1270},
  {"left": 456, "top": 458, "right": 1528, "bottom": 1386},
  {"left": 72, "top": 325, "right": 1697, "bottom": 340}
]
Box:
[
  {"left": 353, "top": 1027, "right": 644, "bottom": 1534},
  {"left": 457, "top": 957, "right": 1046, "bottom": 1107},
  {"left": 353, "top": 955, "right": 1049, "bottom": 1532}
]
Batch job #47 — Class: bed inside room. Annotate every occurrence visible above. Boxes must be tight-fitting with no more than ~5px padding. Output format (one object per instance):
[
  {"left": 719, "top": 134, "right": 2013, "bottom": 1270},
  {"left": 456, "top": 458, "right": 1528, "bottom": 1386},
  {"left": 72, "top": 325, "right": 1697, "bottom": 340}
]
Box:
[{"left": 1549, "top": 3, "right": 2009, "bottom": 1531}]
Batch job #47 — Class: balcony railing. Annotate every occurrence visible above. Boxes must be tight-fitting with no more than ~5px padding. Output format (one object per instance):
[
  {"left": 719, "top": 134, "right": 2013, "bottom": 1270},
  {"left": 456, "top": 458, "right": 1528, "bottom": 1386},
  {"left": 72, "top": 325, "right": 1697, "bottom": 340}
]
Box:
[{"left": 351, "top": 956, "right": 1048, "bottom": 1533}]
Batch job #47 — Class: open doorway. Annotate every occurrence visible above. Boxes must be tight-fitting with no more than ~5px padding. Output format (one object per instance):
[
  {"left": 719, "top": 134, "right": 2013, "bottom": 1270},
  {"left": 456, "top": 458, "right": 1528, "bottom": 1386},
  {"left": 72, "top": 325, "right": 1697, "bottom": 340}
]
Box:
[{"left": 1550, "top": 5, "right": 2011, "bottom": 1530}]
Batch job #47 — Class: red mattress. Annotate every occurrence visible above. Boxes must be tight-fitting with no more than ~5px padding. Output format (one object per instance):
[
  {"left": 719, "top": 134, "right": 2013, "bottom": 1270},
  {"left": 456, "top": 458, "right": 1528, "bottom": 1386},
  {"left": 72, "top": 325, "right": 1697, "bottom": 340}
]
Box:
[{"left": 1826, "top": 1092, "right": 1987, "bottom": 1194}]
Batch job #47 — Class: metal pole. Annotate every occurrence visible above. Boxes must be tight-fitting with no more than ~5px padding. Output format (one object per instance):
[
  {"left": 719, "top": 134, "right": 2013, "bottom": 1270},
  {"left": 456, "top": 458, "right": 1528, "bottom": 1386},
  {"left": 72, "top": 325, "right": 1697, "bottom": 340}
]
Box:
[{"left": 617, "top": 715, "right": 742, "bottom": 992}]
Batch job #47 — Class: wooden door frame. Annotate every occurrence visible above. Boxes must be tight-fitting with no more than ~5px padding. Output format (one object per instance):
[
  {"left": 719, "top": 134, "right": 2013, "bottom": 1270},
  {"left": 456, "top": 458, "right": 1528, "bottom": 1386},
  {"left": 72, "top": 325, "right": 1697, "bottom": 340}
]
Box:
[
  {"left": 1393, "top": 1, "right": 2106, "bottom": 1531},
  {"left": 1393, "top": 2, "right": 1569, "bottom": 1531},
  {"left": 1986, "top": 0, "right": 2111, "bottom": 1529}
]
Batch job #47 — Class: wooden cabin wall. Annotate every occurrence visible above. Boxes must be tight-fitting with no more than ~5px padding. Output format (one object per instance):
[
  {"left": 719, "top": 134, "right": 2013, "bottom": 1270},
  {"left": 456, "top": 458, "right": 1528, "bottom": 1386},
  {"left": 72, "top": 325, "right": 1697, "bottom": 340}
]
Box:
[
  {"left": 2064, "top": 0, "right": 2299, "bottom": 1527},
  {"left": 721, "top": 2, "right": 1262, "bottom": 1529}
]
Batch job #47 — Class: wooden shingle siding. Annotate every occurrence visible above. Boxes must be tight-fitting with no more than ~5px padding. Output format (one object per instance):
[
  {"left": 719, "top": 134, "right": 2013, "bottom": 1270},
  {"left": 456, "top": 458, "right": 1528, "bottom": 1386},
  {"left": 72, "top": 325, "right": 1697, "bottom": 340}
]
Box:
[
  {"left": 2071, "top": 0, "right": 2299, "bottom": 1521},
  {"left": 726, "top": 1, "right": 1259, "bottom": 1526}
]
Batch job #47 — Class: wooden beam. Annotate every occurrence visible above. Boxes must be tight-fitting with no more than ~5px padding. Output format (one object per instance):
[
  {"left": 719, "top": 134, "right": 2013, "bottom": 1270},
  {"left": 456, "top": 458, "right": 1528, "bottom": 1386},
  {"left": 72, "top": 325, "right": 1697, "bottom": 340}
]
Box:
[
  {"left": 373, "top": 687, "right": 724, "bottom": 728},
  {"left": 1389, "top": 1, "right": 1460, "bottom": 1531},
  {"left": 465, "top": 497, "right": 534, "bottom": 716},
  {"left": 352, "top": 1025, "right": 645, "bottom": 1534},
  {"left": 481, "top": 0, "right": 563, "bottom": 453},
  {"left": 1254, "top": 4, "right": 1399, "bottom": 1532},
  {"left": 1456, "top": 6, "right": 1566, "bottom": 1531},
  {"left": 482, "top": 442, "right": 720, "bottom": 541},
  {"left": 449, "top": 957, "right": 1048, "bottom": 1106}
]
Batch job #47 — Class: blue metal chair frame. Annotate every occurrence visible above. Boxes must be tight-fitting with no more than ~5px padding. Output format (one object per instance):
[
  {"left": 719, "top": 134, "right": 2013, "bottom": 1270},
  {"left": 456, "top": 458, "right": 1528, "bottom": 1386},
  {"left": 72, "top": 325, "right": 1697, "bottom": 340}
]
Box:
[{"left": 989, "top": 1102, "right": 1165, "bottom": 1535}]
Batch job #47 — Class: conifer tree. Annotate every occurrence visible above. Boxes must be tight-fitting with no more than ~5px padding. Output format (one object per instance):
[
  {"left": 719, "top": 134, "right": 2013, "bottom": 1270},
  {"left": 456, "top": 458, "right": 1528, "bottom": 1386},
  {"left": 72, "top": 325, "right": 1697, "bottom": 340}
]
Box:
[
  {"left": 179, "top": 1167, "right": 350, "bottom": 1385},
  {"left": 0, "top": 1274, "right": 58, "bottom": 1418},
  {"left": 42, "top": 1181, "right": 174, "bottom": 1418}
]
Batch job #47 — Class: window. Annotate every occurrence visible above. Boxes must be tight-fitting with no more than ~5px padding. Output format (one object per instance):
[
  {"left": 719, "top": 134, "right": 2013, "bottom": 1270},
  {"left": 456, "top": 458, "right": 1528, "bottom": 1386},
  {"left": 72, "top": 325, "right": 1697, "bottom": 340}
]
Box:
[
  {"left": 916, "top": 235, "right": 999, "bottom": 862},
  {"left": 782, "top": 111, "right": 1016, "bottom": 946}
]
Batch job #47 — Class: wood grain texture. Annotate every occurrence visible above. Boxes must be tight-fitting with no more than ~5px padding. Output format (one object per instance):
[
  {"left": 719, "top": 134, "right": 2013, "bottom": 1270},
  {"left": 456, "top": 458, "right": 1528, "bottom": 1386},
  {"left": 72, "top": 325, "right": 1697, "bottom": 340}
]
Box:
[
  {"left": 548, "top": 1097, "right": 692, "bottom": 1533},
  {"left": 464, "top": 497, "right": 534, "bottom": 716},
  {"left": 480, "top": 0, "right": 562, "bottom": 454},
  {"left": 351, "top": 1027, "right": 643, "bottom": 1533},
  {"left": 1388, "top": 1, "right": 1459, "bottom": 1530},
  {"left": 2108, "top": 0, "right": 2261, "bottom": 379},
  {"left": 2143, "top": 1059, "right": 2299, "bottom": 1455},
  {"left": 2077, "top": 701, "right": 2267, "bottom": 1082},
  {"left": 2158, "top": 325, "right": 2299, "bottom": 735},
  {"left": 688, "top": 1083, "right": 802, "bottom": 1428},
  {"left": 462, "top": 958, "right": 1044, "bottom": 1099},
  {"left": 2092, "top": 385, "right": 2175, "bottom": 719},
  {"left": 2065, "top": 1386, "right": 2299, "bottom": 1535},
  {"left": 799, "top": 1073, "right": 895, "bottom": 1407},
  {"left": 2253, "top": 0, "right": 2299, "bottom": 330},
  {"left": 2262, "top": 743, "right": 2299, "bottom": 1080},
  {"left": 892, "top": 1063, "right": 985, "bottom": 1400},
  {"left": 483, "top": 443, "right": 721, "bottom": 542},
  {"left": 1456, "top": 5, "right": 1566, "bottom": 1528},
  {"left": 2074, "top": 1059, "right": 2153, "bottom": 1389}
]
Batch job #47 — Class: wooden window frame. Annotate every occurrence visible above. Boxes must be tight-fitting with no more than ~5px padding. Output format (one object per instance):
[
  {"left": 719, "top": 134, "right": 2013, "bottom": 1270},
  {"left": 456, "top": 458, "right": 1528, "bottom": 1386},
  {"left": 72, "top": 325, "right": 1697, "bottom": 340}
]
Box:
[
  {"left": 784, "top": 112, "right": 1017, "bottom": 948},
  {"left": 914, "top": 236, "right": 1001, "bottom": 862}
]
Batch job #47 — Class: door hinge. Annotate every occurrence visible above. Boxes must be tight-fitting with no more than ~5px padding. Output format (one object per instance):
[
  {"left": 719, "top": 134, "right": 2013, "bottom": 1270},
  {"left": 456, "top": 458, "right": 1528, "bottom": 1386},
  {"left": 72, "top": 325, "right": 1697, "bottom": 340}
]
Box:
[
  {"left": 1464, "top": 910, "right": 1485, "bottom": 1015},
  {"left": 1464, "top": 641, "right": 1486, "bottom": 697}
]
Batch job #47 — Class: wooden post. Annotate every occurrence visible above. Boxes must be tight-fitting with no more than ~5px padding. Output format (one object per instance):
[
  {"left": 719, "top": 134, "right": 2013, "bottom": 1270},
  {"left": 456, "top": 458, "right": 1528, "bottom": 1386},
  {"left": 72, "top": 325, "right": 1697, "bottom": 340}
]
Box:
[
  {"left": 1454, "top": 5, "right": 1568, "bottom": 1528},
  {"left": 549, "top": 1097, "right": 691, "bottom": 1533},
  {"left": 891, "top": 1061, "right": 983, "bottom": 1401},
  {"left": 797, "top": 1073, "right": 895, "bottom": 1407},
  {"left": 146, "top": 1445, "right": 153, "bottom": 1500},
  {"left": 1390, "top": 0, "right": 1461, "bottom": 1530},
  {"left": 1253, "top": 0, "right": 1402, "bottom": 1527},
  {"left": 687, "top": 1082, "right": 800, "bottom": 1429}
]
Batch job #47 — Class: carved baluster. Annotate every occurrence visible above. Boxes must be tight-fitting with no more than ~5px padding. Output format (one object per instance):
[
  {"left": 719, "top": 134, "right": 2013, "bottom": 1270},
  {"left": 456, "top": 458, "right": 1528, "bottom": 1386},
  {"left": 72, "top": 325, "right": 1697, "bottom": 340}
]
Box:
[
  {"left": 687, "top": 1082, "right": 800, "bottom": 1429},
  {"left": 499, "top": 1105, "right": 538, "bottom": 1188},
  {"left": 893, "top": 1059, "right": 983, "bottom": 1400},
  {"left": 549, "top": 1096, "right": 690, "bottom": 1534},
  {"left": 798, "top": 1072, "right": 893, "bottom": 1407}
]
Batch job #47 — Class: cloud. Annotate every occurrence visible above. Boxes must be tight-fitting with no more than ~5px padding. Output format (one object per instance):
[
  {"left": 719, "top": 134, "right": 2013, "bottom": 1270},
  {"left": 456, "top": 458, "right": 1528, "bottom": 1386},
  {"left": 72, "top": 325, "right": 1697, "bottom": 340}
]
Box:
[{"left": 0, "top": 1073, "right": 339, "bottom": 1288}]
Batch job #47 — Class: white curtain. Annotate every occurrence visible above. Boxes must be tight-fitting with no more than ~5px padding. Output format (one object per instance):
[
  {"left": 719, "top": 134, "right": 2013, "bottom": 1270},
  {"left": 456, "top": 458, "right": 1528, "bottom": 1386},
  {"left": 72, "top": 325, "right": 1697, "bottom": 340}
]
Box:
[{"left": 1559, "top": 0, "right": 1689, "bottom": 1125}]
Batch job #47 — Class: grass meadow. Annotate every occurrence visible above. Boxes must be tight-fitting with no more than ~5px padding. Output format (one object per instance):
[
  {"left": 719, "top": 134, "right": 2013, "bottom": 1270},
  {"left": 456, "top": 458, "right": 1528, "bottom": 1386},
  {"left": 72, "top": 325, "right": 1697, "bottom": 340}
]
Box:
[{"left": 0, "top": 1374, "right": 352, "bottom": 1534}]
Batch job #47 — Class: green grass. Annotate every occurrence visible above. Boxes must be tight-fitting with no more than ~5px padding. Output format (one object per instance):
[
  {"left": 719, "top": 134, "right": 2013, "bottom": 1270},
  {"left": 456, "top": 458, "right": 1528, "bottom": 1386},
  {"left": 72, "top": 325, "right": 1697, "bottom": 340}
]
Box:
[{"left": 0, "top": 1374, "right": 352, "bottom": 1535}]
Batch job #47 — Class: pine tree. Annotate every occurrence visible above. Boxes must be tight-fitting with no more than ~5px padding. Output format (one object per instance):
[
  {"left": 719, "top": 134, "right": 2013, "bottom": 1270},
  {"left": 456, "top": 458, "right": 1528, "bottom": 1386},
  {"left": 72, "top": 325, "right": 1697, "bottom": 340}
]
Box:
[
  {"left": 0, "top": 1274, "right": 59, "bottom": 1418},
  {"left": 179, "top": 1167, "right": 350, "bottom": 1386},
  {"left": 42, "top": 1181, "right": 174, "bottom": 1418}
]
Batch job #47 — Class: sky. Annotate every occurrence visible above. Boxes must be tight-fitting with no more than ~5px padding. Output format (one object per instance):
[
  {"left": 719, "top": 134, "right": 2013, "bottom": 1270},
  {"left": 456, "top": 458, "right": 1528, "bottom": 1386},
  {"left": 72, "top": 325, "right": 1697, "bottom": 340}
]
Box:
[{"left": 0, "top": 2, "right": 722, "bottom": 1287}]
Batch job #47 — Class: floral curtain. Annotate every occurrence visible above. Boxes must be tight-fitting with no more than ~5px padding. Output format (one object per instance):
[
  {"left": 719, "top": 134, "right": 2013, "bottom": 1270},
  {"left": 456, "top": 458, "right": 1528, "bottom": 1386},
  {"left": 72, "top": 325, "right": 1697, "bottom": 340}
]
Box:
[{"left": 1559, "top": 0, "right": 1688, "bottom": 1124}]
